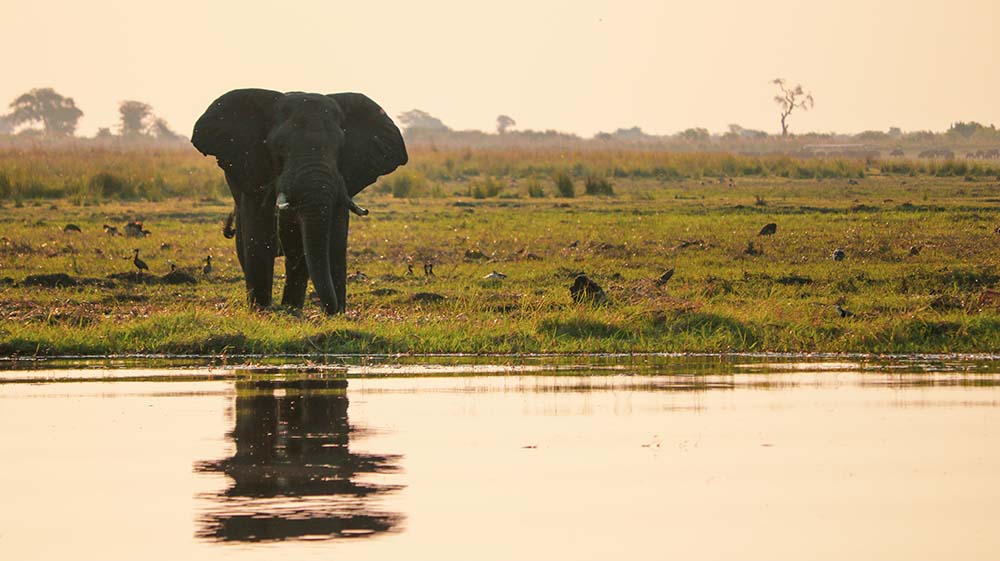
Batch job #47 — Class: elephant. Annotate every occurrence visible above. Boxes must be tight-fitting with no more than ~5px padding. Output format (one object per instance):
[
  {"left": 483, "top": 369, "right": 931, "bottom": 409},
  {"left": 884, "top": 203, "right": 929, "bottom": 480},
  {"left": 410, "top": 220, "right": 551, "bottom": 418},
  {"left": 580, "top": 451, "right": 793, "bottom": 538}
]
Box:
[{"left": 192, "top": 89, "right": 407, "bottom": 314}]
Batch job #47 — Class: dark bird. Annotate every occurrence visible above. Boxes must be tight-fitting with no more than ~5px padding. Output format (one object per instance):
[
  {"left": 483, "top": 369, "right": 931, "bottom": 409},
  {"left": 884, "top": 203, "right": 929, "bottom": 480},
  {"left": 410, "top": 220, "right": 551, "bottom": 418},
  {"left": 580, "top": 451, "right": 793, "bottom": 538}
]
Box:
[
  {"left": 169, "top": 262, "right": 176, "bottom": 272},
  {"left": 832, "top": 248, "right": 846, "bottom": 261},
  {"left": 132, "top": 249, "right": 149, "bottom": 274},
  {"left": 836, "top": 305, "right": 854, "bottom": 318},
  {"left": 202, "top": 255, "right": 212, "bottom": 275},
  {"left": 406, "top": 263, "right": 415, "bottom": 276},
  {"left": 347, "top": 270, "right": 369, "bottom": 282},
  {"left": 63, "top": 224, "right": 81, "bottom": 233},
  {"left": 570, "top": 274, "right": 607, "bottom": 304},
  {"left": 483, "top": 270, "right": 507, "bottom": 280},
  {"left": 758, "top": 223, "right": 777, "bottom": 236},
  {"left": 103, "top": 224, "right": 120, "bottom": 236},
  {"left": 655, "top": 267, "right": 675, "bottom": 286},
  {"left": 909, "top": 245, "right": 922, "bottom": 256},
  {"left": 125, "top": 220, "right": 150, "bottom": 238},
  {"left": 424, "top": 263, "right": 435, "bottom": 276}
]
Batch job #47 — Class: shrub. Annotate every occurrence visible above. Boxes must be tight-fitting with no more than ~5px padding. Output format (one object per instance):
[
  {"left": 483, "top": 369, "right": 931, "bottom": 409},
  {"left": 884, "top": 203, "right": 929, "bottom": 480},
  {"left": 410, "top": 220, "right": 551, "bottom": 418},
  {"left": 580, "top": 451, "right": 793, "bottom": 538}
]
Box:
[
  {"left": 88, "top": 172, "right": 137, "bottom": 199},
  {"left": 526, "top": 180, "right": 545, "bottom": 198},
  {"left": 584, "top": 175, "right": 615, "bottom": 196},
  {"left": 470, "top": 176, "right": 502, "bottom": 198},
  {"left": 555, "top": 173, "right": 575, "bottom": 198},
  {"left": 385, "top": 170, "right": 428, "bottom": 198}
]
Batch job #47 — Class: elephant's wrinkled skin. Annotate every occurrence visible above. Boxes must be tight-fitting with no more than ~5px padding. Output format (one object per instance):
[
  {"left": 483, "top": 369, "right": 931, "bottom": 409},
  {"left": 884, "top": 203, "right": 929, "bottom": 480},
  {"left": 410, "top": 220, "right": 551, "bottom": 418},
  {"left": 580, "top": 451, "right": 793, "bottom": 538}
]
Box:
[{"left": 192, "top": 89, "right": 407, "bottom": 314}]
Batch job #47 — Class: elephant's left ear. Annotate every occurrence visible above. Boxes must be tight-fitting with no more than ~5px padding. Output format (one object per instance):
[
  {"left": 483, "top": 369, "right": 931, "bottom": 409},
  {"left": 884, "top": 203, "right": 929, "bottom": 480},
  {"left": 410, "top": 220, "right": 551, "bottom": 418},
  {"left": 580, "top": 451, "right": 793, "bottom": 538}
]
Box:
[{"left": 329, "top": 93, "right": 408, "bottom": 196}]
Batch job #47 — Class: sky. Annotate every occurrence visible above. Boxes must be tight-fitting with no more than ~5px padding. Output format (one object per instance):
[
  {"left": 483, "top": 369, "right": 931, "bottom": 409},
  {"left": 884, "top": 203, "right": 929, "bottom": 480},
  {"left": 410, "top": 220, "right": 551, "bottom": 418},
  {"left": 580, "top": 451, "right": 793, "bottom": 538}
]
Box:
[{"left": 3, "top": 0, "right": 998, "bottom": 138}]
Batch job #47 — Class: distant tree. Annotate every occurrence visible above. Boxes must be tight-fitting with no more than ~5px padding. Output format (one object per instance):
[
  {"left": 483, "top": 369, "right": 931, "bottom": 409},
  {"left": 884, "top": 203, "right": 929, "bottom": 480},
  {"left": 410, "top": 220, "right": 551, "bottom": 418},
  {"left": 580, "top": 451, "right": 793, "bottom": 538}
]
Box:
[
  {"left": 7, "top": 88, "right": 84, "bottom": 136},
  {"left": 725, "top": 124, "right": 768, "bottom": 139},
  {"left": 855, "top": 130, "right": 889, "bottom": 141},
  {"left": 119, "top": 100, "right": 153, "bottom": 137},
  {"left": 609, "top": 126, "right": 648, "bottom": 141},
  {"left": 679, "top": 127, "right": 710, "bottom": 142},
  {"left": 95, "top": 127, "right": 113, "bottom": 139},
  {"left": 397, "top": 109, "right": 449, "bottom": 132},
  {"left": 496, "top": 114, "right": 516, "bottom": 134},
  {"left": 149, "top": 118, "right": 180, "bottom": 140},
  {"left": 772, "top": 78, "right": 814, "bottom": 136},
  {"left": 948, "top": 121, "right": 988, "bottom": 138},
  {"left": 0, "top": 114, "right": 12, "bottom": 135},
  {"left": 888, "top": 127, "right": 902, "bottom": 138}
]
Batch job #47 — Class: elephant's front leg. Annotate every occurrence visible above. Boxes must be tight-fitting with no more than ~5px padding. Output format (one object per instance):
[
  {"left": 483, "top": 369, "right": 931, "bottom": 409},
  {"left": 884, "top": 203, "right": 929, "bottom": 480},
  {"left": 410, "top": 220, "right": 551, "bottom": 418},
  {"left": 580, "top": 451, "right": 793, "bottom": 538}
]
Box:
[
  {"left": 239, "top": 193, "right": 277, "bottom": 310},
  {"left": 278, "top": 214, "right": 308, "bottom": 309}
]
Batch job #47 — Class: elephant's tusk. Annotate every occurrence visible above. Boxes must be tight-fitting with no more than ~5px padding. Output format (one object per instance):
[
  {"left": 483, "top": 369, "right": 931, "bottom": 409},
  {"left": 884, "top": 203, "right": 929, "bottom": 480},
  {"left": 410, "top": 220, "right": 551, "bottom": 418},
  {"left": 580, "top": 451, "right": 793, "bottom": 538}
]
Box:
[
  {"left": 348, "top": 199, "right": 369, "bottom": 216},
  {"left": 276, "top": 192, "right": 290, "bottom": 210}
]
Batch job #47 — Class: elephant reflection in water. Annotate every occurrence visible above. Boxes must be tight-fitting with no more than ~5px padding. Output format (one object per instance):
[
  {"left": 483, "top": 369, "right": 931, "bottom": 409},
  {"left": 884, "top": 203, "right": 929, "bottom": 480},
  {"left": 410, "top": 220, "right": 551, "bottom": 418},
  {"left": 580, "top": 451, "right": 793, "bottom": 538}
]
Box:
[{"left": 195, "top": 379, "right": 403, "bottom": 542}]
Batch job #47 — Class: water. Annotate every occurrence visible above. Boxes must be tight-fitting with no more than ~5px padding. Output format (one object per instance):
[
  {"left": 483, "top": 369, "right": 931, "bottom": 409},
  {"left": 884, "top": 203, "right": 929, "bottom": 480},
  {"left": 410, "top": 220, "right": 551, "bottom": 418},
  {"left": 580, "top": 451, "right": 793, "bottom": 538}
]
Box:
[{"left": 2, "top": 357, "right": 1000, "bottom": 560}]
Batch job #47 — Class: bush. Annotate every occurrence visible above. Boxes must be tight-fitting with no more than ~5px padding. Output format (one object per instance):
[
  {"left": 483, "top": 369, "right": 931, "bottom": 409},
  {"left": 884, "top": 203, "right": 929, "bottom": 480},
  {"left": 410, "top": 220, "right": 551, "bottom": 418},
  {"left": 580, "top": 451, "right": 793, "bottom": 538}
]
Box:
[
  {"left": 385, "top": 170, "right": 428, "bottom": 198},
  {"left": 555, "top": 173, "right": 575, "bottom": 198},
  {"left": 88, "top": 172, "right": 137, "bottom": 199},
  {"left": 584, "top": 175, "right": 615, "bottom": 196},
  {"left": 470, "top": 176, "right": 503, "bottom": 198},
  {"left": 526, "top": 180, "right": 545, "bottom": 198}
]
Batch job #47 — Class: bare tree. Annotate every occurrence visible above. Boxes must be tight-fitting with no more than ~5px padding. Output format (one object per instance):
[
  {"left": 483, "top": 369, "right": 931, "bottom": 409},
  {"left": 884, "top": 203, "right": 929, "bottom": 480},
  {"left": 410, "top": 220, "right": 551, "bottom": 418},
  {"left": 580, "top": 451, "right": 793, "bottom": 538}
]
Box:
[
  {"left": 772, "top": 78, "right": 814, "bottom": 136},
  {"left": 7, "top": 88, "right": 84, "bottom": 136},
  {"left": 496, "top": 114, "right": 516, "bottom": 134},
  {"left": 119, "top": 100, "right": 153, "bottom": 137}
]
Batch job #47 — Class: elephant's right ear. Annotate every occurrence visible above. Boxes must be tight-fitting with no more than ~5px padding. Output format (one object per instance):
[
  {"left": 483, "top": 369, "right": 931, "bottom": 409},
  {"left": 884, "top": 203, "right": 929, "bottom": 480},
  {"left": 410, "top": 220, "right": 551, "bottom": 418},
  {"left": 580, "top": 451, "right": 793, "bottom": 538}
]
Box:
[{"left": 191, "top": 89, "right": 283, "bottom": 192}]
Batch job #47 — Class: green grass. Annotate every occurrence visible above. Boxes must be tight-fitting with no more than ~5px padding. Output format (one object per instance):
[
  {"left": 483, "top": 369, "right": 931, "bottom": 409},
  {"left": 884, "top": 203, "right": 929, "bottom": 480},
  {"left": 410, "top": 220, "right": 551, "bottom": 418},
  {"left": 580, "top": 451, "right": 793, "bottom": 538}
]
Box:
[{"left": 3, "top": 147, "right": 1000, "bottom": 356}]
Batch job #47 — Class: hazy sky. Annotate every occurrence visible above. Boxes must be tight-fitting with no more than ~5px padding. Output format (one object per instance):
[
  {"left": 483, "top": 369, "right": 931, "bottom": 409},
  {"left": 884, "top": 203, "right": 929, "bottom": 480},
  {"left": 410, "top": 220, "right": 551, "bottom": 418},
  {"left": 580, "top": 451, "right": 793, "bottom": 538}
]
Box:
[{"left": 5, "top": 0, "right": 998, "bottom": 137}]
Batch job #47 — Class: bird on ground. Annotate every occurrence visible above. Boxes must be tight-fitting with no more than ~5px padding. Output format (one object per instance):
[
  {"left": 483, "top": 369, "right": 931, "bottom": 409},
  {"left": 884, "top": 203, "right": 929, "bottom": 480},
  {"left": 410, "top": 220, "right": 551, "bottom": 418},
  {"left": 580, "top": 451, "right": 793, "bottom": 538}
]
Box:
[
  {"left": 202, "top": 255, "right": 212, "bottom": 275},
  {"left": 655, "top": 267, "right": 675, "bottom": 286},
  {"left": 347, "top": 270, "right": 369, "bottom": 282},
  {"left": 424, "top": 263, "right": 435, "bottom": 276},
  {"left": 103, "top": 224, "right": 120, "bottom": 236},
  {"left": 483, "top": 270, "right": 508, "bottom": 280},
  {"left": 836, "top": 305, "right": 854, "bottom": 318},
  {"left": 124, "top": 220, "right": 150, "bottom": 238},
  {"left": 406, "top": 263, "right": 415, "bottom": 276},
  {"left": 132, "top": 249, "right": 149, "bottom": 274},
  {"left": 169, "top": 262, "right": 176, "bottom": 272},
  {"left": 758, "top": 223, "right": 777, "bottom": 236},
  {"left": 909, "top": 245, "right": 922, "bottom": 256},
  {"left": 63, "top": 224, "right": 81, "bottom": 233},
  {"left": 832, "top": 248, "right": 846, "bottom": 261}
]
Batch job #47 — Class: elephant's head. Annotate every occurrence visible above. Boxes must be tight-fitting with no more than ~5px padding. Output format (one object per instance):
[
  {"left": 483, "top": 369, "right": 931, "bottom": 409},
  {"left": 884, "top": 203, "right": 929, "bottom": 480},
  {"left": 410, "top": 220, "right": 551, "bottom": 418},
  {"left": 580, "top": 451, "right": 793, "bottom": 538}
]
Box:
[{"left": 191, "top": 89, "right": 407, "bottom": 313}]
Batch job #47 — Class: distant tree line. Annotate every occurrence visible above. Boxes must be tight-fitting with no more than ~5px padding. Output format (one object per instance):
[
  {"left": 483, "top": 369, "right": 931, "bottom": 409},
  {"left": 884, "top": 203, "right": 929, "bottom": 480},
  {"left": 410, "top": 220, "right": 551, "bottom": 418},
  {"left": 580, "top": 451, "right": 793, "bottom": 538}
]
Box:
[{"left": 0, "top": 87, "right": 181, "bottom": 141}]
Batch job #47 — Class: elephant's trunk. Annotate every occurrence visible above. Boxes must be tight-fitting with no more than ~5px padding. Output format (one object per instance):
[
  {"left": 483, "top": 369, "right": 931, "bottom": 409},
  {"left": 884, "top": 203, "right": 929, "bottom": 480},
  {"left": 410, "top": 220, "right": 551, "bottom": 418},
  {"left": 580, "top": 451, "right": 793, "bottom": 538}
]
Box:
[
  {"left": 299, "top": 196, "right": 349, "bottom": 315},
  {"left": 301, "top": 216, "right": 338, "bottom": 314}
]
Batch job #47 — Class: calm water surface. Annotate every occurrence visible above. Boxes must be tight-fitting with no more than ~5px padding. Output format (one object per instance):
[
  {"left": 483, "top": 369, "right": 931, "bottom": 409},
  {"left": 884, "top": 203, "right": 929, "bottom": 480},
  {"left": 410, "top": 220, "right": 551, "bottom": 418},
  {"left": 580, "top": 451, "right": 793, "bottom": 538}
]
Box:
[{"left": 2, "top": 357, "right": 999, "bottom": 560}]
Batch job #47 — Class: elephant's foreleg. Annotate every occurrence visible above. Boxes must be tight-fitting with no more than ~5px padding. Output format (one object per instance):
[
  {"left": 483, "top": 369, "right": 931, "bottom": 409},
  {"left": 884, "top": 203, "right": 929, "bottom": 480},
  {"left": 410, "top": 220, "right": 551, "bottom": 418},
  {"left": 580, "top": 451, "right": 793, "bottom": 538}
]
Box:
[
  {"left": 239, "top": 194, "right": 277, "bottom": 310},
  {"left": 279, "top": 217, "right": 308, "bottom": 308},
  {"left": 233, "top": 205, "right": 246, "bottom": 274}
]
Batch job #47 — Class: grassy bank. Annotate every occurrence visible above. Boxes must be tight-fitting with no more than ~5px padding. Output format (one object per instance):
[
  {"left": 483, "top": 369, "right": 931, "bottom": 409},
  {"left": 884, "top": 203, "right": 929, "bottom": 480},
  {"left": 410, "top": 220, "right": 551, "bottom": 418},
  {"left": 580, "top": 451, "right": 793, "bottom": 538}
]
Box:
[{"left": 2, "top": 148, "right": 1000, "bottom": 355}]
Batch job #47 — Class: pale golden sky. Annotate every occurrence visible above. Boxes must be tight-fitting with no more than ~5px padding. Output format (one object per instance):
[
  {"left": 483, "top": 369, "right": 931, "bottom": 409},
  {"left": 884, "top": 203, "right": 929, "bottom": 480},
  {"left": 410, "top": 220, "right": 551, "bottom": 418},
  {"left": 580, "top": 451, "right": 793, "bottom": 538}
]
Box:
[{"left": 4, "top": 0, "right": 998, "bottom": 137}]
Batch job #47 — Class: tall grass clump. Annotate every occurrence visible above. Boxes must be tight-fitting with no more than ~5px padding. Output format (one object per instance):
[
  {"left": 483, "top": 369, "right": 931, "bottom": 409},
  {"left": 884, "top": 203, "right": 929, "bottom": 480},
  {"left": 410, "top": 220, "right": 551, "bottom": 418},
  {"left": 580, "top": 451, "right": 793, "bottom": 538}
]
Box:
[
  {"left": 584, "top": 175, "right": 615, "bottom": 196},
  {"left": 555, "top": 173, "right": 575, "bottom": 197},
  {"left": 526, "top": 179, "right": 545, "bottom": 198},
  {"left": 381, "top": 169, "right": 429, "bottom": 198},
  {"left": 88, "top": 171, "right": 137, "bottom": 199},
  {"left": 469, "top": 176, "right": 503, "bottom": 199}
]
